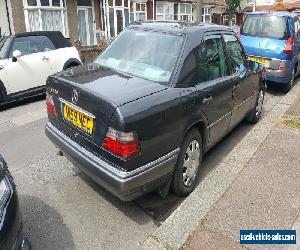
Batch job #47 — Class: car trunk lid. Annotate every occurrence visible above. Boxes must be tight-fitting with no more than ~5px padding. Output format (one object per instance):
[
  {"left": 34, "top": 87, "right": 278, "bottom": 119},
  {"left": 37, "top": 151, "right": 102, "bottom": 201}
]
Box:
[{"left": 47, "top": 64, "right": 167, "bottom": 150}]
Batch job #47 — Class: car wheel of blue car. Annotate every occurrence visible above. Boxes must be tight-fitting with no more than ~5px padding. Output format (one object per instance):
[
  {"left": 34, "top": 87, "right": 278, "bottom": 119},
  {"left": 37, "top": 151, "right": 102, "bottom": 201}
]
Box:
[
  {"left": 171, "top": 129, "right": 202, "bottom": 196},
  {"left": 283, "top": 67, "right": 295, "bottom": 93}
]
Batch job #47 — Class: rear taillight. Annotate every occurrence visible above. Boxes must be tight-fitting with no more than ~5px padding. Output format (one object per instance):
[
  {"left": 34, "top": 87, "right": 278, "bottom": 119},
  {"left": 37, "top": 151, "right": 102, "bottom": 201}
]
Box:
[
  {"left": 46, "top": 93, "right": 57, "bottom": 117},
  {"left": 102, "top": 127, "right": 140, "bottom": 159},
  {"left": 283, "top": 37, "right": 294, "bottom": 54}
]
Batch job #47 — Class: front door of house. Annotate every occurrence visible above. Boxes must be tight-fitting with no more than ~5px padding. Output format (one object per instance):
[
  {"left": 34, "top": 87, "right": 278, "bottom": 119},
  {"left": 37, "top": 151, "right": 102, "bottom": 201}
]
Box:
[
  {"left": 114, "top": 8, "right": 124, "bottom": 36},
  {"left": 77, "top": 0, "right": 96, "bottom": 46}
]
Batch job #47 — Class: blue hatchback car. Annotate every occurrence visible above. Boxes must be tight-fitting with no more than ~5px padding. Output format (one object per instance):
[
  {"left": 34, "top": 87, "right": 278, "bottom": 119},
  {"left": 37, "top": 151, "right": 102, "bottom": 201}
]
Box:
[{"left": 240, "top": 12, "right": 300, "bottom": 92}]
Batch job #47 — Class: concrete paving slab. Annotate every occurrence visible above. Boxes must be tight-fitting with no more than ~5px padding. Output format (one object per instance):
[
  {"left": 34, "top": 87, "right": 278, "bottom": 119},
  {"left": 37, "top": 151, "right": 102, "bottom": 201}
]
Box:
[
  {"left": 187, "top": 228, "right": 246, "bottom": 250},
  {"left": 203, "top": 128, "right": 300, "bottom": 249}
]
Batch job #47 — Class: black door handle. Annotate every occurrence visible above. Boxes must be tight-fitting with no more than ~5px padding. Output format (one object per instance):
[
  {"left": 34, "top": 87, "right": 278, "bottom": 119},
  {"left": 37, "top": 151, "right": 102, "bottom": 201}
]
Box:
[
  {"left": 203, "top": 96, "right": 213, "bottom": 104},
  {"left": 233, "top": 83, "right": 240, "bottom": 90}
]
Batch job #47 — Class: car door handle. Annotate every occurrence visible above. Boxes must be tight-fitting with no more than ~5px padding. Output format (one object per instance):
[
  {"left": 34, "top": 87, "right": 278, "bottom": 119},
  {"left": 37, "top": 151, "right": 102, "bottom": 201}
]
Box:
[
  {"left": 233, "top": 84, "right": 240, "bottom": 90},
  {"left": 203, "top": 96, "right": 213, "bottom": 104},
  {"left": 0, "top": 65, "right": 3, "bottom": 70},
  {"left": 42, "top": 56, "right": 49, "bottom": 61}
]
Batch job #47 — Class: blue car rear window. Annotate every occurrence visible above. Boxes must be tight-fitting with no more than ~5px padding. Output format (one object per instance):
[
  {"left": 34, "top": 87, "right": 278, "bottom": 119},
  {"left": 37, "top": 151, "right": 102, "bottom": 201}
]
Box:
[{"left": 241, "top": 15, "right": 290, "bottom": 40}]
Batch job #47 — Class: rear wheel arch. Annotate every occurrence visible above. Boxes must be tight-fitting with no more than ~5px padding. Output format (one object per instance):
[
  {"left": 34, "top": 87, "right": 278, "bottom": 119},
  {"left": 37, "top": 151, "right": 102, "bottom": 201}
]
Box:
[
  {"left": 184, "top": 120, "right": 208, "bottom": 152},
  {"left": 63, "top": 58, "right": 82, "bottom": 70}
]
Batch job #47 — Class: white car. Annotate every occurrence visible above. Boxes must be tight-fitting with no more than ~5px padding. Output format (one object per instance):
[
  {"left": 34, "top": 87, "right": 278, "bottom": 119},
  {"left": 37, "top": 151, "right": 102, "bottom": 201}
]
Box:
[{"left": 0, "top": 31, "right": 81, "bottom": 106}]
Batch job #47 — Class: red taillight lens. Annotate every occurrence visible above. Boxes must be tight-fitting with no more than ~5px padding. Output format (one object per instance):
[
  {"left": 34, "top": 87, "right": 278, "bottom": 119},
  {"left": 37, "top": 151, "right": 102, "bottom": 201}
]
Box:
[
  {"left": 283, "top": 37, "right": 294, "bottom": 54},
  {"left": 102, "top": 127, "right": 140, "bottom": 158},
  {"left": 46, "top": 93, "right": 57, "bottom": 117}
]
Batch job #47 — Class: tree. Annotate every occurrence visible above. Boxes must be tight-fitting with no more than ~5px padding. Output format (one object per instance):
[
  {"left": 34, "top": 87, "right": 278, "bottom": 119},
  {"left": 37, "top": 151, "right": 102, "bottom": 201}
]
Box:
[{"left": 224, "top": 0, "right": 241, "bottom": 26}]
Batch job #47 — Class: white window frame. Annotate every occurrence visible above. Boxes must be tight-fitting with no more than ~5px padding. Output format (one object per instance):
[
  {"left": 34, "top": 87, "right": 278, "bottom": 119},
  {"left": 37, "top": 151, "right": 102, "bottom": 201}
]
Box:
[
  {"left": 77, "top": 0, "right": 97, "bottom": 46},
  {"left": 156, "top": 2, "right": 174, "bottom": 21},
  {"left": 102, "top": 0, "right": 130, "bottom": 37},
  {"left": 223, "top": 14, "right": 236, "bottom": 26},
  {"left": 174, "top": 3, "right": 193, "bottom": 22},
  {"left": 23, "top": 0, "right": 69, "bottom": 37},
  {"left": 202, "top": 7, "right": 211, "bottom": 23},
  {"left": 131, "top": 1, "right": 147, "bottom": 22}
]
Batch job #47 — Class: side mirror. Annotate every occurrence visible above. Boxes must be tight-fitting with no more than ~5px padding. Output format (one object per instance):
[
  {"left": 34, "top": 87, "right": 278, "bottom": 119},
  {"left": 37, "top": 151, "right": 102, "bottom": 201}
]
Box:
[{"left": 12, "top": 50, "right": 22, "bottom": 62}]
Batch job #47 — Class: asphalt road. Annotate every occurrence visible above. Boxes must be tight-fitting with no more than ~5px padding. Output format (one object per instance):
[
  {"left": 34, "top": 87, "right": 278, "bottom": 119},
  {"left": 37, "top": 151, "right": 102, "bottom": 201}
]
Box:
[{"left": 0, "top": 83, "right": 289, "bottom": 250}]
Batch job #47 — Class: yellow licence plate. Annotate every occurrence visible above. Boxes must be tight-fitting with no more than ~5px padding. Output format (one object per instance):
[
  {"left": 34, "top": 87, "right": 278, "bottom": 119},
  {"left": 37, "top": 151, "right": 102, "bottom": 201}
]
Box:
[
  {"left": 63, "top": 104, "right": 94, "bottom": 135},
  {"left": 247, "top": 56, "right": 269, "bottom": 66}
]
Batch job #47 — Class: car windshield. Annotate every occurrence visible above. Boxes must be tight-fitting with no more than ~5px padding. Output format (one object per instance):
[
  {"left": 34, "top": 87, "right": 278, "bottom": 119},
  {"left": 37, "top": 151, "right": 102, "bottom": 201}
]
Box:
[
  {"left": 95, "top": 29, "right": 184, "bottom": 83},
  {"left": 241, "top": 15, "right": 289, "bottom": 40},
  {"left": 0, "top": 36, "right": 9, "bottom": 59}
]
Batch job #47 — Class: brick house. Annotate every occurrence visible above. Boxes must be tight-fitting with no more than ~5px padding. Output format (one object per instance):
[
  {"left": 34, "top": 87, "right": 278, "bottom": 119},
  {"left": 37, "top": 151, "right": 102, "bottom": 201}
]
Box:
[
  {"left": 242, "top": 0, "right": 300, "bottom": 12},
  {"left": 0, "top": 0, "right": 243, "bottom": 62}
]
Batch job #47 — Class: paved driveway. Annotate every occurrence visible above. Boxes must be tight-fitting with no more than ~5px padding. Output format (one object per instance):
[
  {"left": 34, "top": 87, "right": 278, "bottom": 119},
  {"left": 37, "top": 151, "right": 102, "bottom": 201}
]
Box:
[{"left": 0, "top": 85, "right": 287, "bottom": 249}]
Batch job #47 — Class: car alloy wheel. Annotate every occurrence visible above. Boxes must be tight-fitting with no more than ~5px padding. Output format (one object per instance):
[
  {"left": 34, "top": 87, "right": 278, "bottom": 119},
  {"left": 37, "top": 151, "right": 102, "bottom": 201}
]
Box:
[
  {"left": 182, "top": 140, "right": 200, "bottom": 187},
  {"left": 283, "top": 67, "right": 295, "bottom": 93},
  {"left": 255, "top": 89, "right": 264, "bottom": 118},
  {"left": 171, "top": 129, "right": 202, "bottom": 196}
]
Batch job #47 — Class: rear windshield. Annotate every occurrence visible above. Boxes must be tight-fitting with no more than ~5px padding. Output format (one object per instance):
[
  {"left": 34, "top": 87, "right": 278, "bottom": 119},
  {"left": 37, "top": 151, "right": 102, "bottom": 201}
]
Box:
[
  {"left": 241, "top": 15, "right": 290, "bottom": 40},
  {"left": 94, "top": 29, "right": 184, "bottom": 84}
]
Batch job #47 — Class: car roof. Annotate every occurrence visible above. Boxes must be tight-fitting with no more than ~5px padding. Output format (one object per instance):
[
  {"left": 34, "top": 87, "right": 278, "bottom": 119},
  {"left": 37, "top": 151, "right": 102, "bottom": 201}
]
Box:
[
  {"left": 246, "top": 11, "right": 299, "bottom": 18},
  {"left": 13, "top": 31, "right": 72, "bottom": 49},
  {"left": 128, "top": 21, "right": 233, "bottom": 35}
]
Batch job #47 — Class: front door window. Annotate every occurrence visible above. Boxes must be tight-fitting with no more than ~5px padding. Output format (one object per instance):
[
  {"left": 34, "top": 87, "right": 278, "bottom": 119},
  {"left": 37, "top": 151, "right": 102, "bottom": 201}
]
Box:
[{"left": 77, "top": 0, "right": 96, "bottom": 46}]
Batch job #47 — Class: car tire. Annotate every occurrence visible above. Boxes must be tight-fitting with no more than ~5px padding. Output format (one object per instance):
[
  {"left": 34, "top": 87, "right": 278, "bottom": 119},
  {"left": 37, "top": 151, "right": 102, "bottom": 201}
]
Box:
[
  {"left": 283, "top": 67, "right": 295, "bottom": 93},
  {"left": 171, "top": 129, "right": 202, "bottom": 197},
  {"left": 246, "top": 85, "right": 265, "bottom": 124},
  {"left": 0, "top": 92, "right": 3, "bottom": 110}
]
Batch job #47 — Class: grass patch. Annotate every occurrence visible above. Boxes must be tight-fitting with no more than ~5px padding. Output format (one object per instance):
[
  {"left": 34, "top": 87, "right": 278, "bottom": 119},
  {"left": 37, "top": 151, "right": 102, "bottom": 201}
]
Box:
[
  {"left": 284, "top": 118, "right": 300, "bottom": 129},
  {"left": 277, "top": 116, "right": 300, "bottom": 129}
]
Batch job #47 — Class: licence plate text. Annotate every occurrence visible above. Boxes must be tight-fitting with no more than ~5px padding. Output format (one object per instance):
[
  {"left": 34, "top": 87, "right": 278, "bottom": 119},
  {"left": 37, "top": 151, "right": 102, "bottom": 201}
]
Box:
[{"left": 63, "top": 104, "right": 94, "bottom": 135}]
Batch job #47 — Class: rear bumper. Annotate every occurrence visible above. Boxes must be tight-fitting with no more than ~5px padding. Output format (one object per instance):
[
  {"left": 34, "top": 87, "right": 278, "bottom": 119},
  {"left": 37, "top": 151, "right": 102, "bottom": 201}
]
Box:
[
  {"left": 45, "top": 122, "right": 179, "bottom": 201},
  {"left": 266, "top": 59, "right": 293, "bottom": 84}
]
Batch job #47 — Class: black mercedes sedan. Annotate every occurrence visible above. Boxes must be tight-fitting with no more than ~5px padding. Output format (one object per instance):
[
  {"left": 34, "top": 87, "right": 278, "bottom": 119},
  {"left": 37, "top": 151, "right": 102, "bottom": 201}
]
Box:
[
  {"left": 0, "top": 154, "right": 30, "bottom": 249},
  {"left": 45, "top": 21, "right": 265, "bottom": 201}
]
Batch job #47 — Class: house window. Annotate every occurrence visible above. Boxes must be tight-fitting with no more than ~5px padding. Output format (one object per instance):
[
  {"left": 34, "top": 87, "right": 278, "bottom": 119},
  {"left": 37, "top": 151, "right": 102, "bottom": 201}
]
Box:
[
  {"left": 246, "top": 0, "right": 254, "bottom": 4},
  {"left": 130, "top": 2, "right": 147, "bottom": 22},
  {"left": 174, "top": 3, "right": 193, "bottom": 22},
  {"left": 156, "top": 2, "right": 174, "bottom": 21},
  {"left": 77, "top": 0, "right": 96, "bottom": 46},
  {"left": 24, "top": 0, "right": 68, "bottom": 37},
  {"left": 103, "top": 0, "right": 130, "bottom": 37},
  {"left": 223, "top": 15, "right": 236, "bottom": 26},
  {"left": 202, "top": 7, "right": 211, "bottom": 23}
]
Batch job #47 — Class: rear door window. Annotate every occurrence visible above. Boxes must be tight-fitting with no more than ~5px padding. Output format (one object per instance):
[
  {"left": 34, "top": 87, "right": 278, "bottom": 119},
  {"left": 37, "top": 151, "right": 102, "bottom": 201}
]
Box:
[
  {"left": 241, "top": 15, "right": 290, "bottom": 40},
  {"left": 178, "top": 52, "right": 197, "bottom": 86}
]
